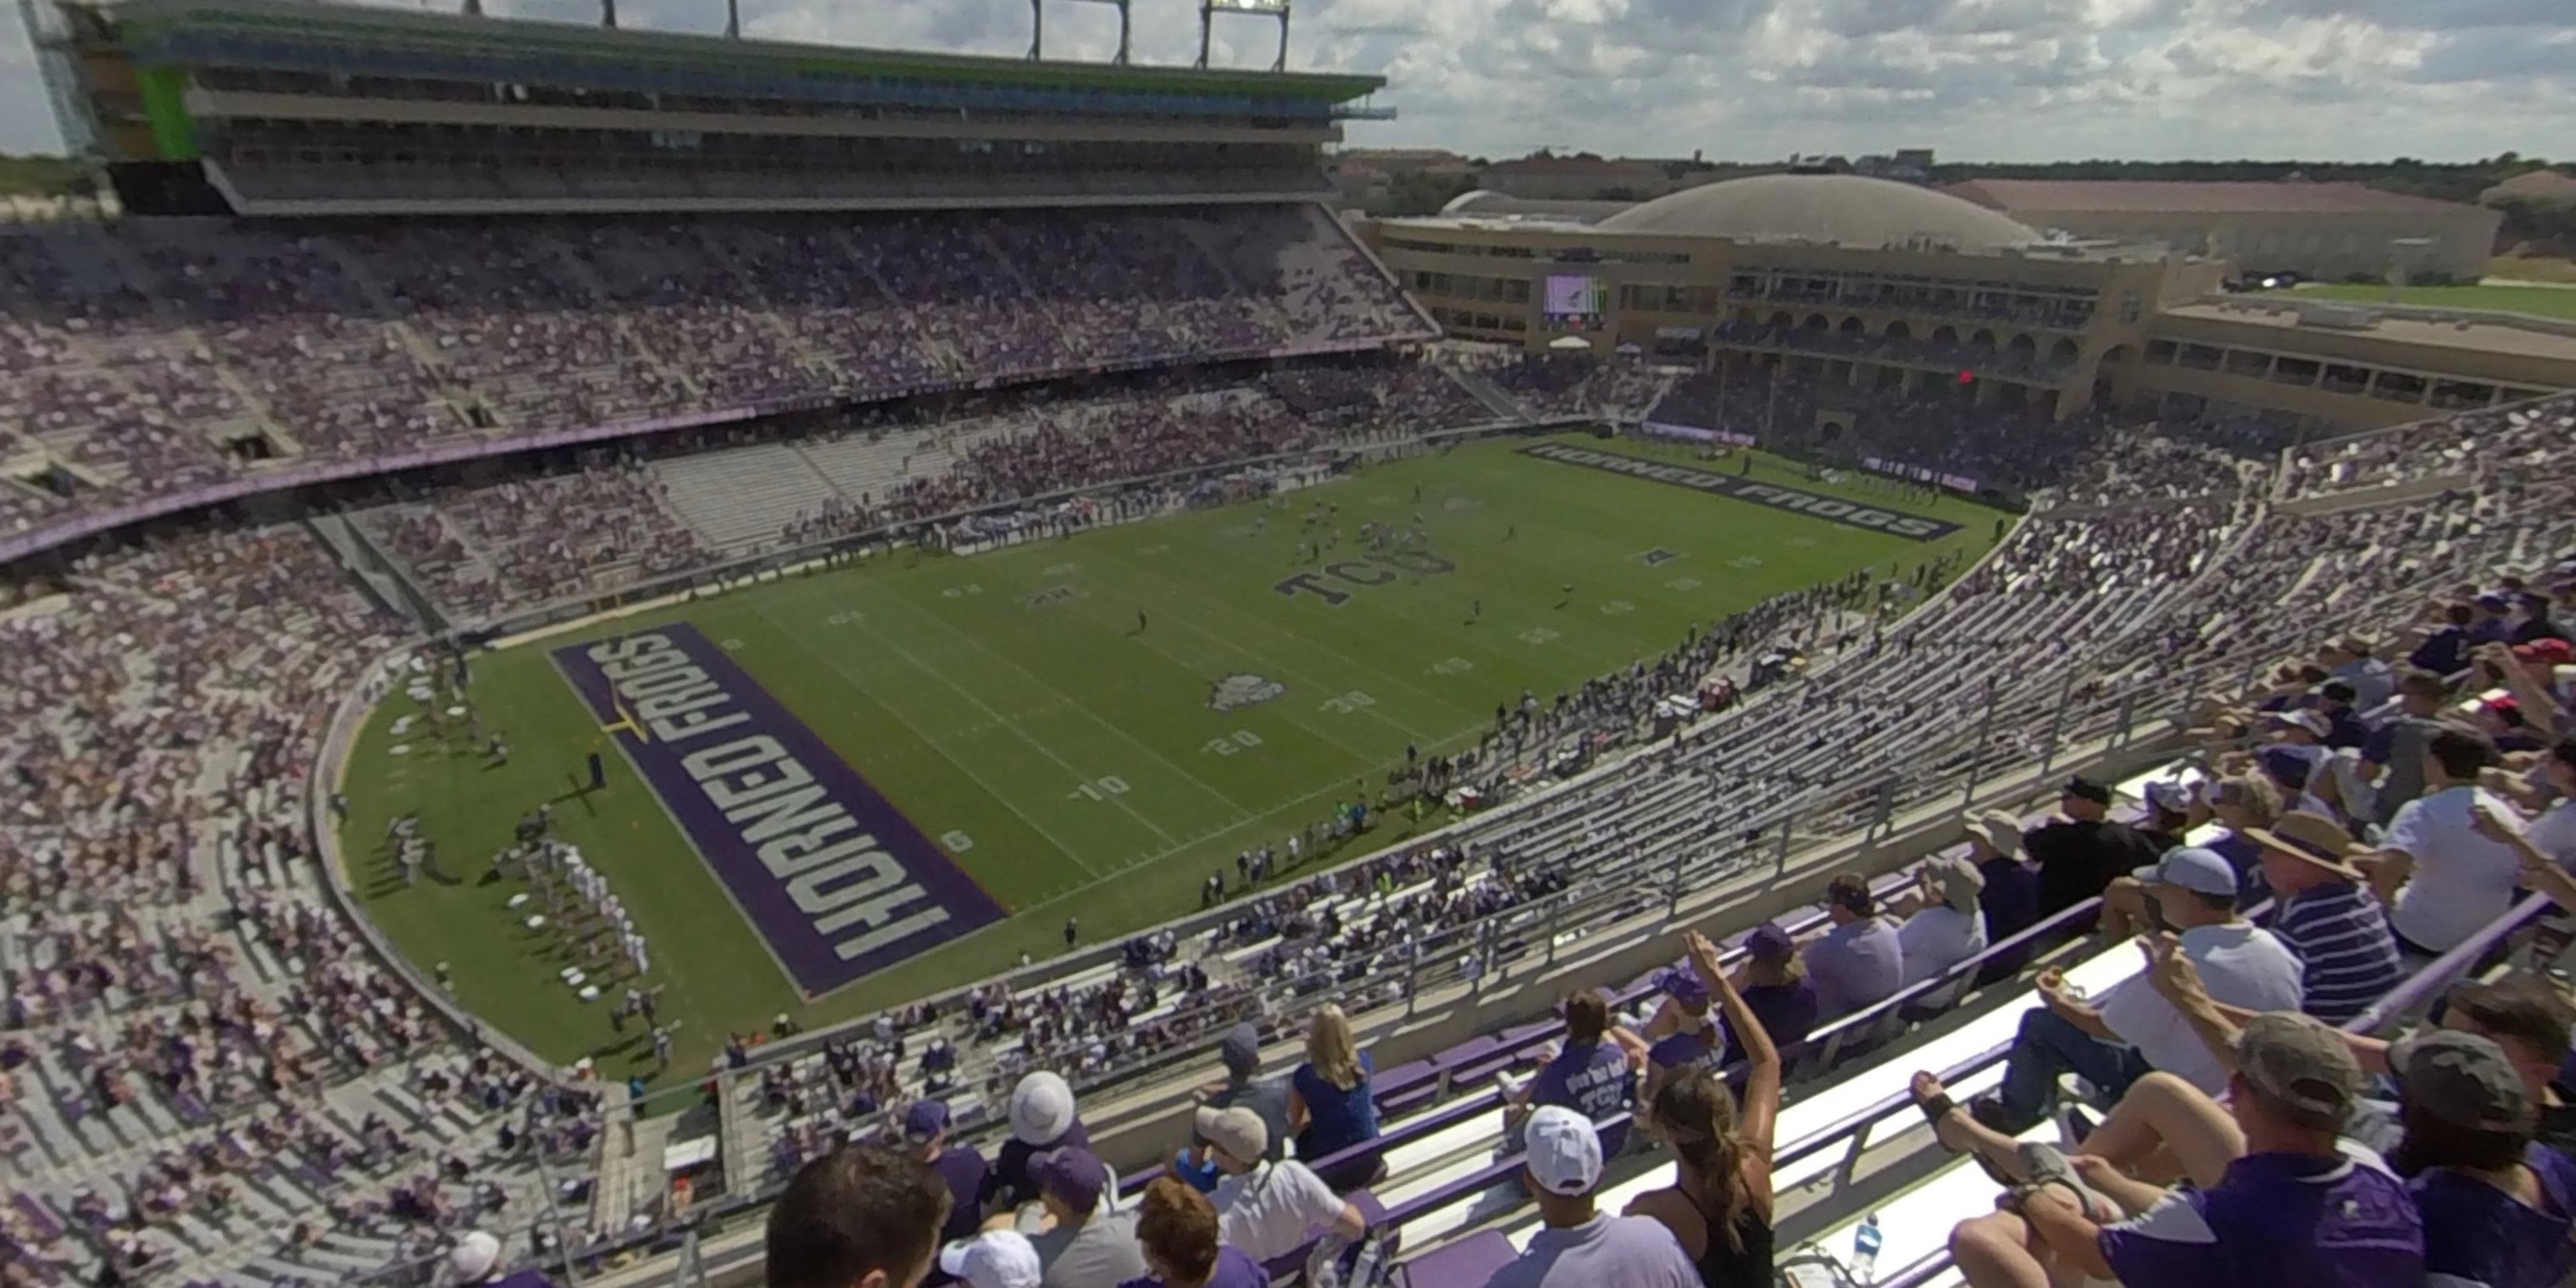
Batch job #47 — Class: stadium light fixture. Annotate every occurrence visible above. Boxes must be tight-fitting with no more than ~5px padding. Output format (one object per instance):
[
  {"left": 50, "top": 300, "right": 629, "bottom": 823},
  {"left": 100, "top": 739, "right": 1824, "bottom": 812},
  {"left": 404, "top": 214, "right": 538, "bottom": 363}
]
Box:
[{"left": 1199, "top": 0, "right": 1291, "bottom": 72}]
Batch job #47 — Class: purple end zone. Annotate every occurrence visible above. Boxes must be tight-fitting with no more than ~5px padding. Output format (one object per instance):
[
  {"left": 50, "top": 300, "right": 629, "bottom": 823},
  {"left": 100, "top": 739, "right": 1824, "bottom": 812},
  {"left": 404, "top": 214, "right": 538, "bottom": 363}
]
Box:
[{"left": 552, "top": 622, "right": 1004, "bottom": 994}]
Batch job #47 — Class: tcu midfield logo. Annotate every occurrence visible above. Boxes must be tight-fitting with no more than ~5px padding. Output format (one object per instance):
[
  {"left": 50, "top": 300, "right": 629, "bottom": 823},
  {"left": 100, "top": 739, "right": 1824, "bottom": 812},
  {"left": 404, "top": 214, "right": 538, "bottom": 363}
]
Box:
[
  {"left": 1209, "top": 673, "right": 1286, "bottom": 713},
  {"left": 1273, "top": 548, "right": 1457, "bottom": 608}
]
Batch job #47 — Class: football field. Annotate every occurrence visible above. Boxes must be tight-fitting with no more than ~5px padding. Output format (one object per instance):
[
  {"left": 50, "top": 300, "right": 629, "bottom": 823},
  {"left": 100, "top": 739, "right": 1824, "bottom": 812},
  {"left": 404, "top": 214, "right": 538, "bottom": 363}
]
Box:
[{"left": 334, "top": 434, "right": 2001, "bottom": 1080}]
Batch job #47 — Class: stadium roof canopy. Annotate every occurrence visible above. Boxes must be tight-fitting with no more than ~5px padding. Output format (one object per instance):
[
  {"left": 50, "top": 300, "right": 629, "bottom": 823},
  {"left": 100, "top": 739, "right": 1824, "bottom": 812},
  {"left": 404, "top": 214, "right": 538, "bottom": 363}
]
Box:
[
  {"left": 103, "top": 0, "right": 1386, "bottom": 105},
  {"left": 1947, "top": 179, "right": 2484, "bottom": 216},
  {"left": 1597, "top": 173, "right": 2040, "bottom": 250},
  {"left": 1437, "top": 191, "right": 1634, "bottom": 224}
]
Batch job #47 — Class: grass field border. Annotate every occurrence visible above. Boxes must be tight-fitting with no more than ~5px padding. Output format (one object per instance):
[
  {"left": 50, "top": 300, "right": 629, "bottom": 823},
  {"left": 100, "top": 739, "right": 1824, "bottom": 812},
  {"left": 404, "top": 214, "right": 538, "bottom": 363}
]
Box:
[
  {"left": 337, "top": 432, "right": 2007, "bottom": 1058},
  {"left": 314, "top": 430, "right": 2031, "bottom": 1081}
]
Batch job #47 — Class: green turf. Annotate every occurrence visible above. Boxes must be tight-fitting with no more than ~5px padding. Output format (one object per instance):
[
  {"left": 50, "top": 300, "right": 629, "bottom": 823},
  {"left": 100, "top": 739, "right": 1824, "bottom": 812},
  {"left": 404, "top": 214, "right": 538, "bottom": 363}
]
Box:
[
  {"left": 334, "top": 434, "right": 2001, "bottom": 1083},
  {"left": 2278, "top": 281, "right": 2576, "bottom": 320}
]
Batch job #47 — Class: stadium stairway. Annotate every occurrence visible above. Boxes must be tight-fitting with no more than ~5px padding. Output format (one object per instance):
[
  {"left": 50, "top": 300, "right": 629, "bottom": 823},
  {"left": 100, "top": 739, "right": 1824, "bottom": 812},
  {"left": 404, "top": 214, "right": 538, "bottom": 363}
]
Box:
[
  {"left": 1044, "top": 735, "right": 2189, "bottom": 1174},
  {"left": 1443, "top": 367, "right": 1540, "bottom": 426}
]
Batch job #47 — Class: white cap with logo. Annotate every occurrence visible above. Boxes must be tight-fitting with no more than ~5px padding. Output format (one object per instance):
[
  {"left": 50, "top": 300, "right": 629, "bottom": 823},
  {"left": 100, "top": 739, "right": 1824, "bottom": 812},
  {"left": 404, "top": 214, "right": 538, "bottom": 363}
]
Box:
[
  {"left": 1523, "top": 1105, "right": 1605, "bottom": 1196},
  {"left": 938, "top": 1230, "right": 1043, "bottom": 1288}
]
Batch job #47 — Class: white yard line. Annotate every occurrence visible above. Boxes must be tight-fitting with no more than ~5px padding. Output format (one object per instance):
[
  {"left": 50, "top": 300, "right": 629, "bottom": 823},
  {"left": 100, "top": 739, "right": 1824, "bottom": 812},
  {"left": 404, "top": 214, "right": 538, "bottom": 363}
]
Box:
[
  {"left": 891, "top": 596, "right": 1261, "bottom": 823},
  {"left": 834, "top": 609, "right": 1187, "bottom": 851},
  {"left": 1086, "top": 547, "right": 1466, "bottom": 743},
  {"left": 919, "top": 718, "right": 1493, "bottom": 936},
  {"left": 744, "top": 604, "right": 1119, "bottom": 878}
]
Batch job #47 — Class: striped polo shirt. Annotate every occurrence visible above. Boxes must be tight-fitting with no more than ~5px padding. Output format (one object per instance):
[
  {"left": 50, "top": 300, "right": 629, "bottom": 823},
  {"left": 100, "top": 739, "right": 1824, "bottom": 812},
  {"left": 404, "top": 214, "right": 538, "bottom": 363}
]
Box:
[{"left": 2271, "top": 880, "right": 2406, "bottom": 1026}]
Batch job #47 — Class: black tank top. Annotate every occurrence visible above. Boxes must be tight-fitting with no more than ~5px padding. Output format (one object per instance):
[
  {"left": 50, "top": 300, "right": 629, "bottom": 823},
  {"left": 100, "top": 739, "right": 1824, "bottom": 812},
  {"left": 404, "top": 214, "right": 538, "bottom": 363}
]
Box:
[{"left": 1686, "top": 1184, "right": 1775, "bottom": 1288}]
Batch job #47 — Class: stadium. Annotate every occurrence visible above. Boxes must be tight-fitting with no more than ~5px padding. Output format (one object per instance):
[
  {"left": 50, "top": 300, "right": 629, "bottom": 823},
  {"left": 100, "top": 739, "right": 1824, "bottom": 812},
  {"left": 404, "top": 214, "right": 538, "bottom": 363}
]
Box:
[{"left": 3, "top": 3, "right": 2575, "bottom": 1288}]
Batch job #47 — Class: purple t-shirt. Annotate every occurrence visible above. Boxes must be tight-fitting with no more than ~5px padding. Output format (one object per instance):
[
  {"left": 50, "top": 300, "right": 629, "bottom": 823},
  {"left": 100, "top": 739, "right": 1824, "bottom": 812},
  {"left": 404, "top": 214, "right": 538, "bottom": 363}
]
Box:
[
  {"left": 1646, "top": 1024, "right": 1722, "bottom": 1078},
  {"left": 1804, "top": 918, "right": 1904, "bottom": 1019},
  {"left": 986, "top": 1119, "right": 1091, "bottom": 1208},
  {"left": 2412, "top": 1143, "right": 2576, "bottom": 1288},
  {"left": 1120, "top": 1245, "right": 1270, "bottom": 1288},
  {"left": 1724, "top": 980, "right": 1817, "bottom": 1064},
  {"left": 1529, "top": 1040, "right": 1632, "bottom": 1122},
  {"left": 930, "top": 1145, "right": 989, "bottom": 1245},
  {"left": 2096, "top": 1152, "right": 2423, "bottom": 1288}
]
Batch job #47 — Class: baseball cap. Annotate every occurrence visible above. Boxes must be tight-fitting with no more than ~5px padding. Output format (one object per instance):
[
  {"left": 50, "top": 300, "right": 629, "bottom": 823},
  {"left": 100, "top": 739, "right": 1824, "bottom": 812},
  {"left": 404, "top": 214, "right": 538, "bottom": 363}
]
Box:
[
  {"left": 902, "top": 1099, "right": 949, "bottom": 1145},
  {"left": 1654, "top": 963, "right": 1710, "bottom": 1011},
  {"left": 2130, "top": 846, "right": 2238, "bottom": 898},
  {"left": 1008, "top": 1071, "right": 1075, "bottom": 1146},
  {"left": 2235, "top": 1013, "right": 2362, "bottom": 1128},
  {"left": 1745, "top": 922, "right": 1795, "bottom": 962},
  {"left": 2060, "top": 775, "right": 2112, "bottom": 806},
  {"left": 1523, "top": 1105, "right": 1604, "bottom": 1196},
  {"left": 1962, "top": 809, "right": 2023, "bottom": 857},
  {"left": 2517, "top": 639, "right": 2576, "bottom": 667},
  {"left": 2390, "top": 1030, "right": 2535, "bottom": 1133},
  {"left": 1219, "top": 1023, "right": 1262, "bottom": 1077},
  {"left": 2244, "top": 811, "right": 2364, "bottom": 880},
  {"left": 1194, "top": 1105, "right": 1268, "bottom": 1163},
  {"left": 1931, "top": 855, "right": 1985, "bottom": 913},
  {"left": 937, "top": 1230, "right": 1043, "bottom": 1288},
  {"left": 449, "top": 1231, "right": 502, "bottom": 1283},
  {"left": 2270, "top": 709, "right": 2330, "bottom": 739},
  {"left": 1029, "top": 1146, "right": 1107, "bottom": 1215},
  {"left": 2143, "top": 780, "right": 2190, "bottom": 814}
]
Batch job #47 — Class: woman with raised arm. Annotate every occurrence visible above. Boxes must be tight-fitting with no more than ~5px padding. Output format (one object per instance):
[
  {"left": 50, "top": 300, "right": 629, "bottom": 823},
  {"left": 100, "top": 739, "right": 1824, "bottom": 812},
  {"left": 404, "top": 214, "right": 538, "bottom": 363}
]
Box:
[{"left": 1624, "top": 930, "right": 1782, "bottom": 1286}]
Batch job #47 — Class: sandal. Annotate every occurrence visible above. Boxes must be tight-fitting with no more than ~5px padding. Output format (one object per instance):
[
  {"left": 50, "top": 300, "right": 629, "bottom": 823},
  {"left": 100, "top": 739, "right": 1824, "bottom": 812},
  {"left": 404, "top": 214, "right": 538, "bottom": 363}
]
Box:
[{"left": 1910, "top": 1074, "right": 2014, "bottom": 1186}]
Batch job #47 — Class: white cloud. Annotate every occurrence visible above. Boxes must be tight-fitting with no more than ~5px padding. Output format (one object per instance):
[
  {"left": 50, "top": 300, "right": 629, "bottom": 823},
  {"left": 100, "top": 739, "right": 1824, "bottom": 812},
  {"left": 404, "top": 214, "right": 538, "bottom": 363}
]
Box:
[{"left": 3, "top": 0, "right": 2568, "bottom": 160}]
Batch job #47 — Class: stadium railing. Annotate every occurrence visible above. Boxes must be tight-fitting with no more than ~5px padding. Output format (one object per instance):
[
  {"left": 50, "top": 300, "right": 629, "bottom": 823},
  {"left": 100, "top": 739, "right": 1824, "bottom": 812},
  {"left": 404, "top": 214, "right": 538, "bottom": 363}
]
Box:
[
  {"left": 1857, "top": 891, "right": 2561, "bottom": 1288},
  {"left": 1352, "top": 755, "right": 2217, "bottom": 1279},
  {"left": 340, "top": 508, "right": 2437, "bottom": 1288},
  {"left": 531, "top": 612, "right": 2408, "bottom": 1287},
  {"left": 323, "top": 516, "right": 2320, "bottom": 1287},
  {"left": 308, "top": 422, "right": 2464, "bottom": 1285},
  {"left": 559, "top": 734, "right": 2208, "bottom": 1288}
]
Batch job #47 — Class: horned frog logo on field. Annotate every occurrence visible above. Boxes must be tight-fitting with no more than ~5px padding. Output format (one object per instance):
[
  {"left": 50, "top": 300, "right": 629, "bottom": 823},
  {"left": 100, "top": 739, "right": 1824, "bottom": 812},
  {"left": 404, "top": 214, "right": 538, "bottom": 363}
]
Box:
[{"left": 1208, "top": 673, "right": 1285, "bottom": 713}]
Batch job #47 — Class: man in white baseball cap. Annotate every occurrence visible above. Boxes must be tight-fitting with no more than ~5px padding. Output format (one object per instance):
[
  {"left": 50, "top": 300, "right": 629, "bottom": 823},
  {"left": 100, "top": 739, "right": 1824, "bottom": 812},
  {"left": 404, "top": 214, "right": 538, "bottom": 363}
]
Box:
[
  {"left": 988, "top": 1071, "right": 1090, "bottom": 1208},
  {"left": 937, "top": 1230, "right": 1042, "bottom": 1288},
  {"left": 1483, "top": 1106, "right": 1696, "bottom": 1288},
  {"left": 1193, "top": 1105, "right": 1366, "bottom": 1261},
  {"left": 1973, "top": 847, "right": 2305, "bottom": 1134},
  {"left": 449, "top": 1230, "right": 552, "bottom": 1288}
]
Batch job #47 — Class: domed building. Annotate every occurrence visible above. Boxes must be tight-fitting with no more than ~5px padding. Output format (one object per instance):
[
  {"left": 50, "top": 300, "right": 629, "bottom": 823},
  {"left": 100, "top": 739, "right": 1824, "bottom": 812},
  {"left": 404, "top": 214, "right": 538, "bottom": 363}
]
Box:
[
  {"left": 1354, "top": 169, "right": 2575, "bottom": 432},
  {"left": 1596, "top": 173, "right": 2040, "bottom": 252}
]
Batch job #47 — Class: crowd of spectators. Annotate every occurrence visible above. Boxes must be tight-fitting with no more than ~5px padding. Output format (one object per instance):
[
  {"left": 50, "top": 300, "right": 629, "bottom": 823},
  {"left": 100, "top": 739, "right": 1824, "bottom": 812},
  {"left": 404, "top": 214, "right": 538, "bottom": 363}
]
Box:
[
  {"left": 2283, "top": 394, "right": 2573, "bottom": 497},
  {"left": 333, "top": 355, "right": 1496, "bottom": 621},
  {"left": 0, "top": 520, "right": 612, "bottom": 1288},
  {"left": 0, "top": 205, "right": 1432, "bottom": 545},
  {"left": 733, "top": 382, "right": 2576, "bottom": 1288},
  {"left": 9, "top": 211, "right": 2575, "bottom": 1288}
]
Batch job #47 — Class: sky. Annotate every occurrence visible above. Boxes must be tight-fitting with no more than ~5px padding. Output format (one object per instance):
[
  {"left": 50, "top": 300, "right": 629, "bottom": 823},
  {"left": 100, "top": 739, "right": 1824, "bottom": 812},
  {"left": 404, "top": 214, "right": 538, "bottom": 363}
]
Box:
[{"left": 3, "top": 0, "right": 2572, "bottom": 162}]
